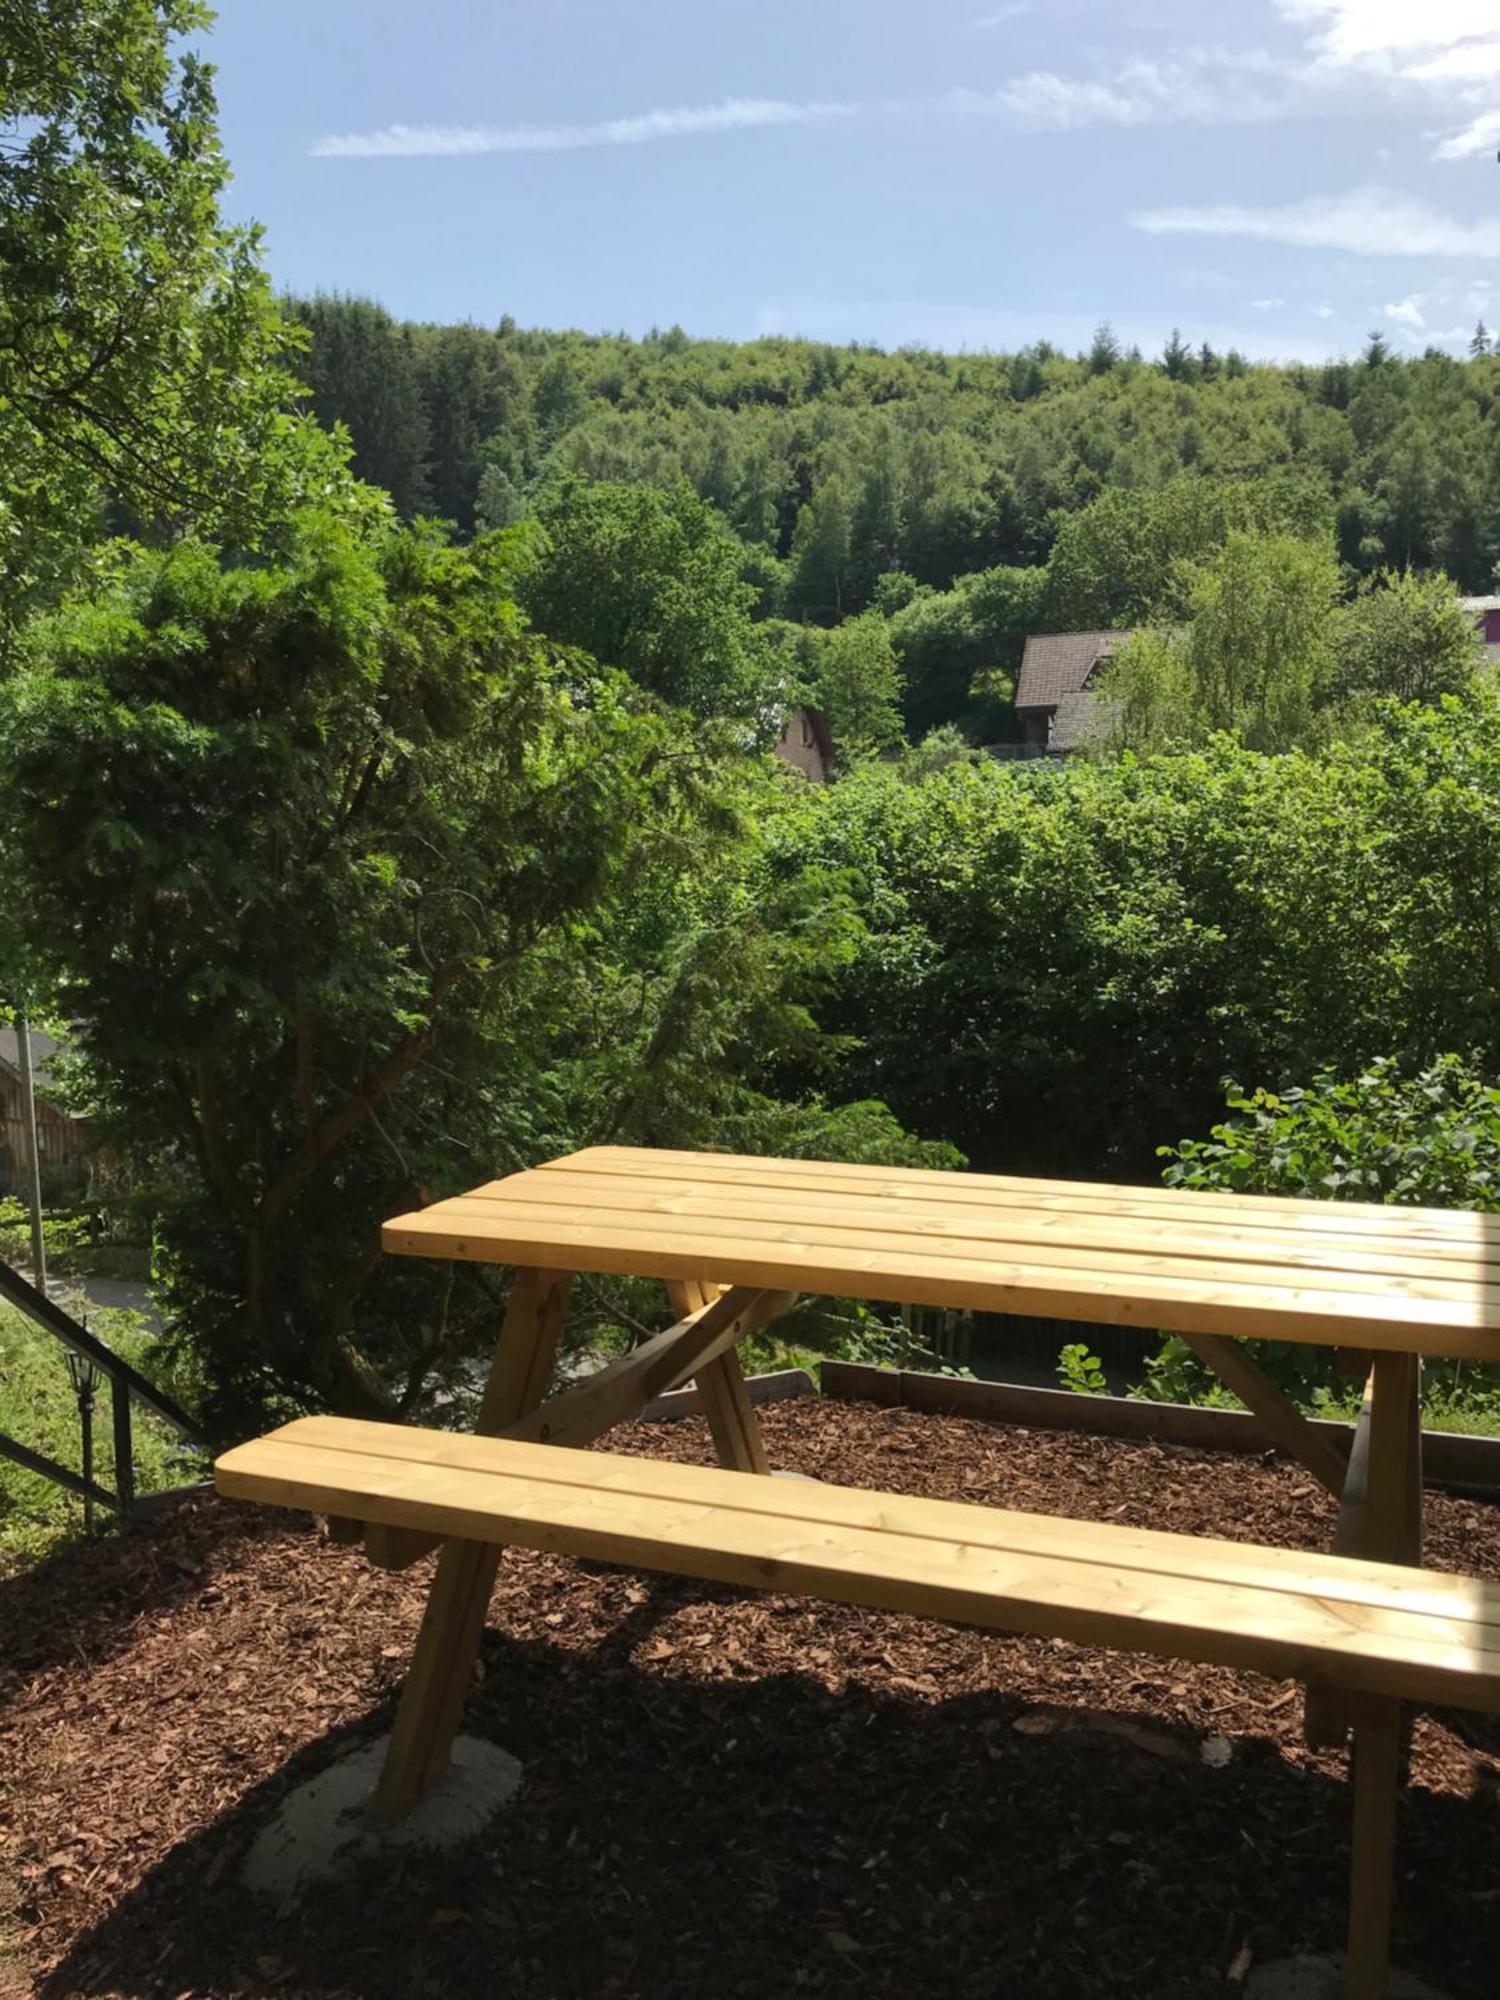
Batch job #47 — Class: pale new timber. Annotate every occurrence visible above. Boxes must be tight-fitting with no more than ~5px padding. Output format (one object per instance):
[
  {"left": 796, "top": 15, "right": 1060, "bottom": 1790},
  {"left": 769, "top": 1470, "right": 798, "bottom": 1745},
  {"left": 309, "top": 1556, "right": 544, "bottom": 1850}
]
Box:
[
  {"left": 216, "top": 1419, "right": 1500, "bottom": 1716},
  {"left": 381, "top": 1149, "right": 1500, "bottom": 1357},
  {"left": 544, "top": 1146, "right": 1500, "bottom": 1237}
]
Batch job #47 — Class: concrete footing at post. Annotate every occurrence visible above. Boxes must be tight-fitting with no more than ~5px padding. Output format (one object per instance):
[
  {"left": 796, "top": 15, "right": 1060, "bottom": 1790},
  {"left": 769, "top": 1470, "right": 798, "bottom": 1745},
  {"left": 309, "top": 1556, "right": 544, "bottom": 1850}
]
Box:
[
  {"left": 242, "top": 1734, "right": 522, "bottom": 1903},
  {"left": 1247, "top": 1956, "right": 1452, "bottom": 2000}
]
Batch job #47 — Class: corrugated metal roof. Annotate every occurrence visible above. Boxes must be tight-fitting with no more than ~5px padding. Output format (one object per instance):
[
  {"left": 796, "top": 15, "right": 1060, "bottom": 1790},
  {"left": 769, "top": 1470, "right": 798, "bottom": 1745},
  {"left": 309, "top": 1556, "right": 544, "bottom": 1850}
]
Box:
[{"left": 1015, "top": 631, "right": 1129, "bottom": 713}]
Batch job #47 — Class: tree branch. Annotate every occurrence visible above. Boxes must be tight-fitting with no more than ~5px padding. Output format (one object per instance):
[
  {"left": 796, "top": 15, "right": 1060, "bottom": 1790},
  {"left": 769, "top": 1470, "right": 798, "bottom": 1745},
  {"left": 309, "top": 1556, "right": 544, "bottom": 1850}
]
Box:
[{"left": 255, "top": 960, "right": 469, "bottom": 1227}]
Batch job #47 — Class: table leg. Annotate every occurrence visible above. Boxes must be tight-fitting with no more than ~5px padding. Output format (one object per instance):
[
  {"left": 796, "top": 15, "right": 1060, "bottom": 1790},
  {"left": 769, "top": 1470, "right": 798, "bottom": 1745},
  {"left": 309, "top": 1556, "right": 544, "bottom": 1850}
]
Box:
[
  {"left": 1366, "top": 1351, "right": 1423, "bottom": 1567},
  {"left": 1344, "top": 1694, "right": 1402, "bottom": 2000},
  {"left": 1180, "top": 1331, "right": 1349, "bottom": 1496},
  {"left": 373, "top": 1267, "right": 572, "bottom": 1819},
  {"left": 668, "top": 1279, "right": 770, "bottom": 1475},
  {"left": 1307, "top": 1352, "right": 1423, "bottom": 1750},
  {"left": 1329, "top": 1356, "right": 1420, "bottom": 1998}
]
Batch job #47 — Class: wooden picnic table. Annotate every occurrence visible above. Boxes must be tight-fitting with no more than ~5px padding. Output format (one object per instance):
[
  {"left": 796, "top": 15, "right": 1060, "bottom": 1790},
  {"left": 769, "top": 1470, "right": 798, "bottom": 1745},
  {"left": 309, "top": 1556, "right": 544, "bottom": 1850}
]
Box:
[
  {"left": 382, "top": 1138, "right": 1499, "bottom": 1571},
  {"left": 363, "top": 1143, "right": 1500, "bottom": 1994}
]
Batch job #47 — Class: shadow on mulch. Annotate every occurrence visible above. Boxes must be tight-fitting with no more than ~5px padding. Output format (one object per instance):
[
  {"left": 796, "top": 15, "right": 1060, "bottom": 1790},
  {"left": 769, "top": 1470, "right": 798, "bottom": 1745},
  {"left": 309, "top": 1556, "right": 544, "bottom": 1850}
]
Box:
[
  {"left": 40, "top": 1608, "right": 1500, "bottom": 2000},
  {"left": 0, "top": 1500, "right": 279, "bottom": 1683}
]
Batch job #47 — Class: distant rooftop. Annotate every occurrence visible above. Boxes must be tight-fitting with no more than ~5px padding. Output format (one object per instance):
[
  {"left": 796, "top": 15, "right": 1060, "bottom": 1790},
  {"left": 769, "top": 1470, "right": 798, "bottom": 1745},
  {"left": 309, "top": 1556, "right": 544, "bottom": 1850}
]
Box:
[
  {"left": 0, "top": 1029, "right": 60, "bottom": 1089},
  {"left": 1015, "top": 631, "right": 1128, "bottom": 714}
]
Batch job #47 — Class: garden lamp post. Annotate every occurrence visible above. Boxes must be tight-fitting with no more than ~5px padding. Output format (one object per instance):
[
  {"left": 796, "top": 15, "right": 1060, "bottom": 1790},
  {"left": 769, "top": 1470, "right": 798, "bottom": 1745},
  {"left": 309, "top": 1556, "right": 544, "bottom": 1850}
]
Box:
[{"left": 65, "top": 1350, "right": 101, "bottom": 1535}]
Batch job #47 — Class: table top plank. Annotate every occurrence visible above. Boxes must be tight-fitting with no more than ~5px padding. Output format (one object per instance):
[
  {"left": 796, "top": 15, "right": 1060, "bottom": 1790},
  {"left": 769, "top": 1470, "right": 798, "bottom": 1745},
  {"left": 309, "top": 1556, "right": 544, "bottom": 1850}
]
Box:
[
  {"left": 382, "top": 1147, "right": 1500, "bottom": 1357},
  {"left": 439, "top": 1171, "right": 1500, "bottom": 1287},
  {"left": 546, "top": 1146, "right": 1495, "bottom": 1239},
  {"left": 400, "top": 1192, "right": 1500, "bottom": 1309}
]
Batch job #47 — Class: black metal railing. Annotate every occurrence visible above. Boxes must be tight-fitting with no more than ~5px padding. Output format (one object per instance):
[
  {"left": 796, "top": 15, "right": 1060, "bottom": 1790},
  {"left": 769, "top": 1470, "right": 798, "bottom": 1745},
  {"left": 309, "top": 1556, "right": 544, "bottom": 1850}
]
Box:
[{"left": 0, "top": 1256, "right": 209, "bottom": 1521}]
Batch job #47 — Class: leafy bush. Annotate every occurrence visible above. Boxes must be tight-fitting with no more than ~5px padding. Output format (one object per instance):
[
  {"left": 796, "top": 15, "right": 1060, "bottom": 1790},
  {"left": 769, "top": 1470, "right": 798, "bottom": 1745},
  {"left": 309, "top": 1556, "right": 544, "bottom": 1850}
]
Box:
[
  {"left": 1057, "top": 1343, "right": 1109, "bottom": 1395},
  {"left": 1162, "top": 1055, "right": 1500, "bottom": 1208},
  {"left": 767, "top": 692, "right": 1500, "bottom": 1184},
  {"left": 0, "top": 1198, "right": 150, "bottom": 1279},
  {"left": 1155, "top": 1056, "right": 1500, "bottom": 1422}
]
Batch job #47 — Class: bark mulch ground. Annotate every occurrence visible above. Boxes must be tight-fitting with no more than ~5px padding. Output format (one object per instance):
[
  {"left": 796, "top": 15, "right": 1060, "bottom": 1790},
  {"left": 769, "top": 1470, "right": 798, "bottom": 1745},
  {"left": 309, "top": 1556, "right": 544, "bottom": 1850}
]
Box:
[{"left": 2, "top": 1397, "right": 1499, "bottom": 2000}]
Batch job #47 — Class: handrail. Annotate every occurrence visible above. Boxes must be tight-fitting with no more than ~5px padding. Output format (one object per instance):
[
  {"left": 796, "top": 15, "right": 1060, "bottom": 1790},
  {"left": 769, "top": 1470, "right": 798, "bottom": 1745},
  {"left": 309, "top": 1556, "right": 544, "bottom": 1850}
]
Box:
[
  {"left": 0, "top": 1256, "right": 208, "bottom": 1446},
  {"left": 0, "top": 1428, "right": 116, "bottom": 1510}
]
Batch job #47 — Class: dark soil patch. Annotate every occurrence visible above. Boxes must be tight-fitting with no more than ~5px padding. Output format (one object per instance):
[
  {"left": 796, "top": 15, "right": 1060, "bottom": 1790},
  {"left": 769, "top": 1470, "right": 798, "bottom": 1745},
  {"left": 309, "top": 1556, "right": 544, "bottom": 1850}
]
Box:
[{"left": 3, "top": 1398, "right": 1499, "bottom": 1998}]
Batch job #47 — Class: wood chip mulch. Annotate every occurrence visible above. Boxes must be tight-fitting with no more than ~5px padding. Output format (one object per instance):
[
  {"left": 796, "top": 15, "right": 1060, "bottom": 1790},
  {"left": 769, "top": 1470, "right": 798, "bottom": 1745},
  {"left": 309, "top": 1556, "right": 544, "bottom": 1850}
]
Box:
[{"left": 2, "top": 1397, "right": 1499, "bottom": 1999}]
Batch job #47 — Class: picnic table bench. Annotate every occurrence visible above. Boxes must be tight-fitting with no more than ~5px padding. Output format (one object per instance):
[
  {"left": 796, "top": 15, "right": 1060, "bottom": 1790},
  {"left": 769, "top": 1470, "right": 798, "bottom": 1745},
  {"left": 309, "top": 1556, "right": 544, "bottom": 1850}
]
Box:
[{"left": 216, "top": 1146, "right": 1500, "bottom": 2000}]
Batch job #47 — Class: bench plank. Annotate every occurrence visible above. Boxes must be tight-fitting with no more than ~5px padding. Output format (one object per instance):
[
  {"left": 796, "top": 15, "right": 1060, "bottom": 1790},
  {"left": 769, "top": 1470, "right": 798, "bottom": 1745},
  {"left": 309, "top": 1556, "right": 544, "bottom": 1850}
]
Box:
[
  {"left": 216, "top": 1419, "right": 1500, "bottom": 1716},
  {"left": 261, "top": 1414, "right": 1479, "bottom": 1620}
]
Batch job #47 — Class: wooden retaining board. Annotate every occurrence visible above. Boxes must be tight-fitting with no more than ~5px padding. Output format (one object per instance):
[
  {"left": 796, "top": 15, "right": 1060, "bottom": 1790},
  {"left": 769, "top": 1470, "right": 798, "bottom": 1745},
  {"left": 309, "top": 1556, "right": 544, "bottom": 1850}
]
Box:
[{"left": 820, "top": 1364, "right": 1500, "bottom": 1493}]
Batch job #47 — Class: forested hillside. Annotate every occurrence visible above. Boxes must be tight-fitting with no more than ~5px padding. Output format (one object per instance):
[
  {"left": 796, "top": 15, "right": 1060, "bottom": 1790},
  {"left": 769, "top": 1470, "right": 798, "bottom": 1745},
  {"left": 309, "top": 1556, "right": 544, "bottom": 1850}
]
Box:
[{"left": 287, "top": 297, "right": 1500, "bottom": 738}]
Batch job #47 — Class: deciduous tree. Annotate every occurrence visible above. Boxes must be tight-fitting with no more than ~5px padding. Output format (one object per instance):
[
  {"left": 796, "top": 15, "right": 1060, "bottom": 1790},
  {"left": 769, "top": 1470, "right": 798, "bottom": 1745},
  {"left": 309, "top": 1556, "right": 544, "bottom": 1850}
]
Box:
[
  {"left": 813, "top": 612, "right": 905, "bottom": 760},
  {"left": 517, "top": 477, "right": 771, "bottom": 718},
  {"left": 0, "top": 514, "right": 693, "bottom": 1422},
  {"left": 1339, "top": 569, "right": 1482, "bottom": 706},
  {"left": 0, "top": 0, "right": 330, "bottom": 628}
]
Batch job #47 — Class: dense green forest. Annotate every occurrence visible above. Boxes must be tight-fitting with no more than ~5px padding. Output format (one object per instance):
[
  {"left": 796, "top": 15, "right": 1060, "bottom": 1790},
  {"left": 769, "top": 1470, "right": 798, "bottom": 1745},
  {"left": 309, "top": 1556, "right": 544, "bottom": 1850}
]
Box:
[
  {"left": 286, "top": 296, "right": 1500, "bottom": 739},
  {"left": 8, "top": 5, "right": 1500, "bottom": 1441}
]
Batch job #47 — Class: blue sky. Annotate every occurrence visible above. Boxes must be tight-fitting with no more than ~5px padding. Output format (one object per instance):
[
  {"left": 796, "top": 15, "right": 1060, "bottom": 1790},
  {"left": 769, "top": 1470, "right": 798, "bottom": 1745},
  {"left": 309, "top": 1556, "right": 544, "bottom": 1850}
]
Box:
[{"left": 206, "top": 0, "right": 1500, "bottom": 360}]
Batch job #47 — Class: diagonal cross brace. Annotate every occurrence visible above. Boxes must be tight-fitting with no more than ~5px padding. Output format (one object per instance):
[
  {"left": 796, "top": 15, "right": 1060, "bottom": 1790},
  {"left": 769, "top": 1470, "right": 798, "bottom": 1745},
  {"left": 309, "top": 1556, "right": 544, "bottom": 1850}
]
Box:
[
  {"left": 510, "top": 1284, "right": 798, "bottom": 1448},
  {"left": 359, "top": 1284, "right": 798, "bottom": 1570}
]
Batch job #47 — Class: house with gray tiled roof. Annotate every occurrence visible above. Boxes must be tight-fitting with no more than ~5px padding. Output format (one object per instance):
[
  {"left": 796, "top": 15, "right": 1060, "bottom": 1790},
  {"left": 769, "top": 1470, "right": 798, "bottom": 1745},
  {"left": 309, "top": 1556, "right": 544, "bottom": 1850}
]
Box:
[{"left": 1013, "top": 630, "right": 1128, "bottom": 753}]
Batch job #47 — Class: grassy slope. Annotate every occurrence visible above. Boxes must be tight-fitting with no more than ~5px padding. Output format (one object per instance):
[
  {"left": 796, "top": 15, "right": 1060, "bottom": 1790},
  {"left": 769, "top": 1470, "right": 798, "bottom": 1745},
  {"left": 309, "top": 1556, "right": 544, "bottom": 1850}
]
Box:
[{"left": 0, "top": 1300, "right": 207, "bottom": 1575}]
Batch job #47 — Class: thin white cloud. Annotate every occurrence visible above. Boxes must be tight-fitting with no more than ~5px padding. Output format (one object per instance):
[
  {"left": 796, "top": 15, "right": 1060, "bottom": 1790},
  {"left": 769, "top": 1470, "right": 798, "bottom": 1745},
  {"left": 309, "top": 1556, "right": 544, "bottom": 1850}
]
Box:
[
  {"left": 977, "top": 7, "right": 1500, "bottom": 160},
  {"left": 1434, "top": 107, "right": 1500, "bottom": 159},
  {"left": 312, "top": 13, "right": 1500, "bottom": 169},
  {"left": 1408, "top": 39, "right": 1500, "bottom": 84},
  {"left": 968, "top": 3, "right": 1033, "bottom": 26},
  {"left": 1251, "top": 296, "right": 1287, "bottom": 310},
  {"left": 1311, "top": 303, "right": 1337, "bottom": 317},
  {"left": 1274, "top": 3, "right": 1500, "bottom": 156},
  {"left": 1276, "top": 1, "right": 1500, "bottom": 64},
  {"left": 1133, "top": 187, "right": 1500, "bottom": 258},
  {"left": 984, "top": 51, "right": 1300, "bottom": 132},
  {"left": 314, "top": 96, "right": 855, "bottom": 158},
  {"left": 983, "top": 71, "right": 1155, "bottom": 128},
  {"left": 1384, "top": 294, "right": 1426, "bottom": 326},
  {"left": 316, "top": 63, "right": 1300, "bottom": 165}
]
